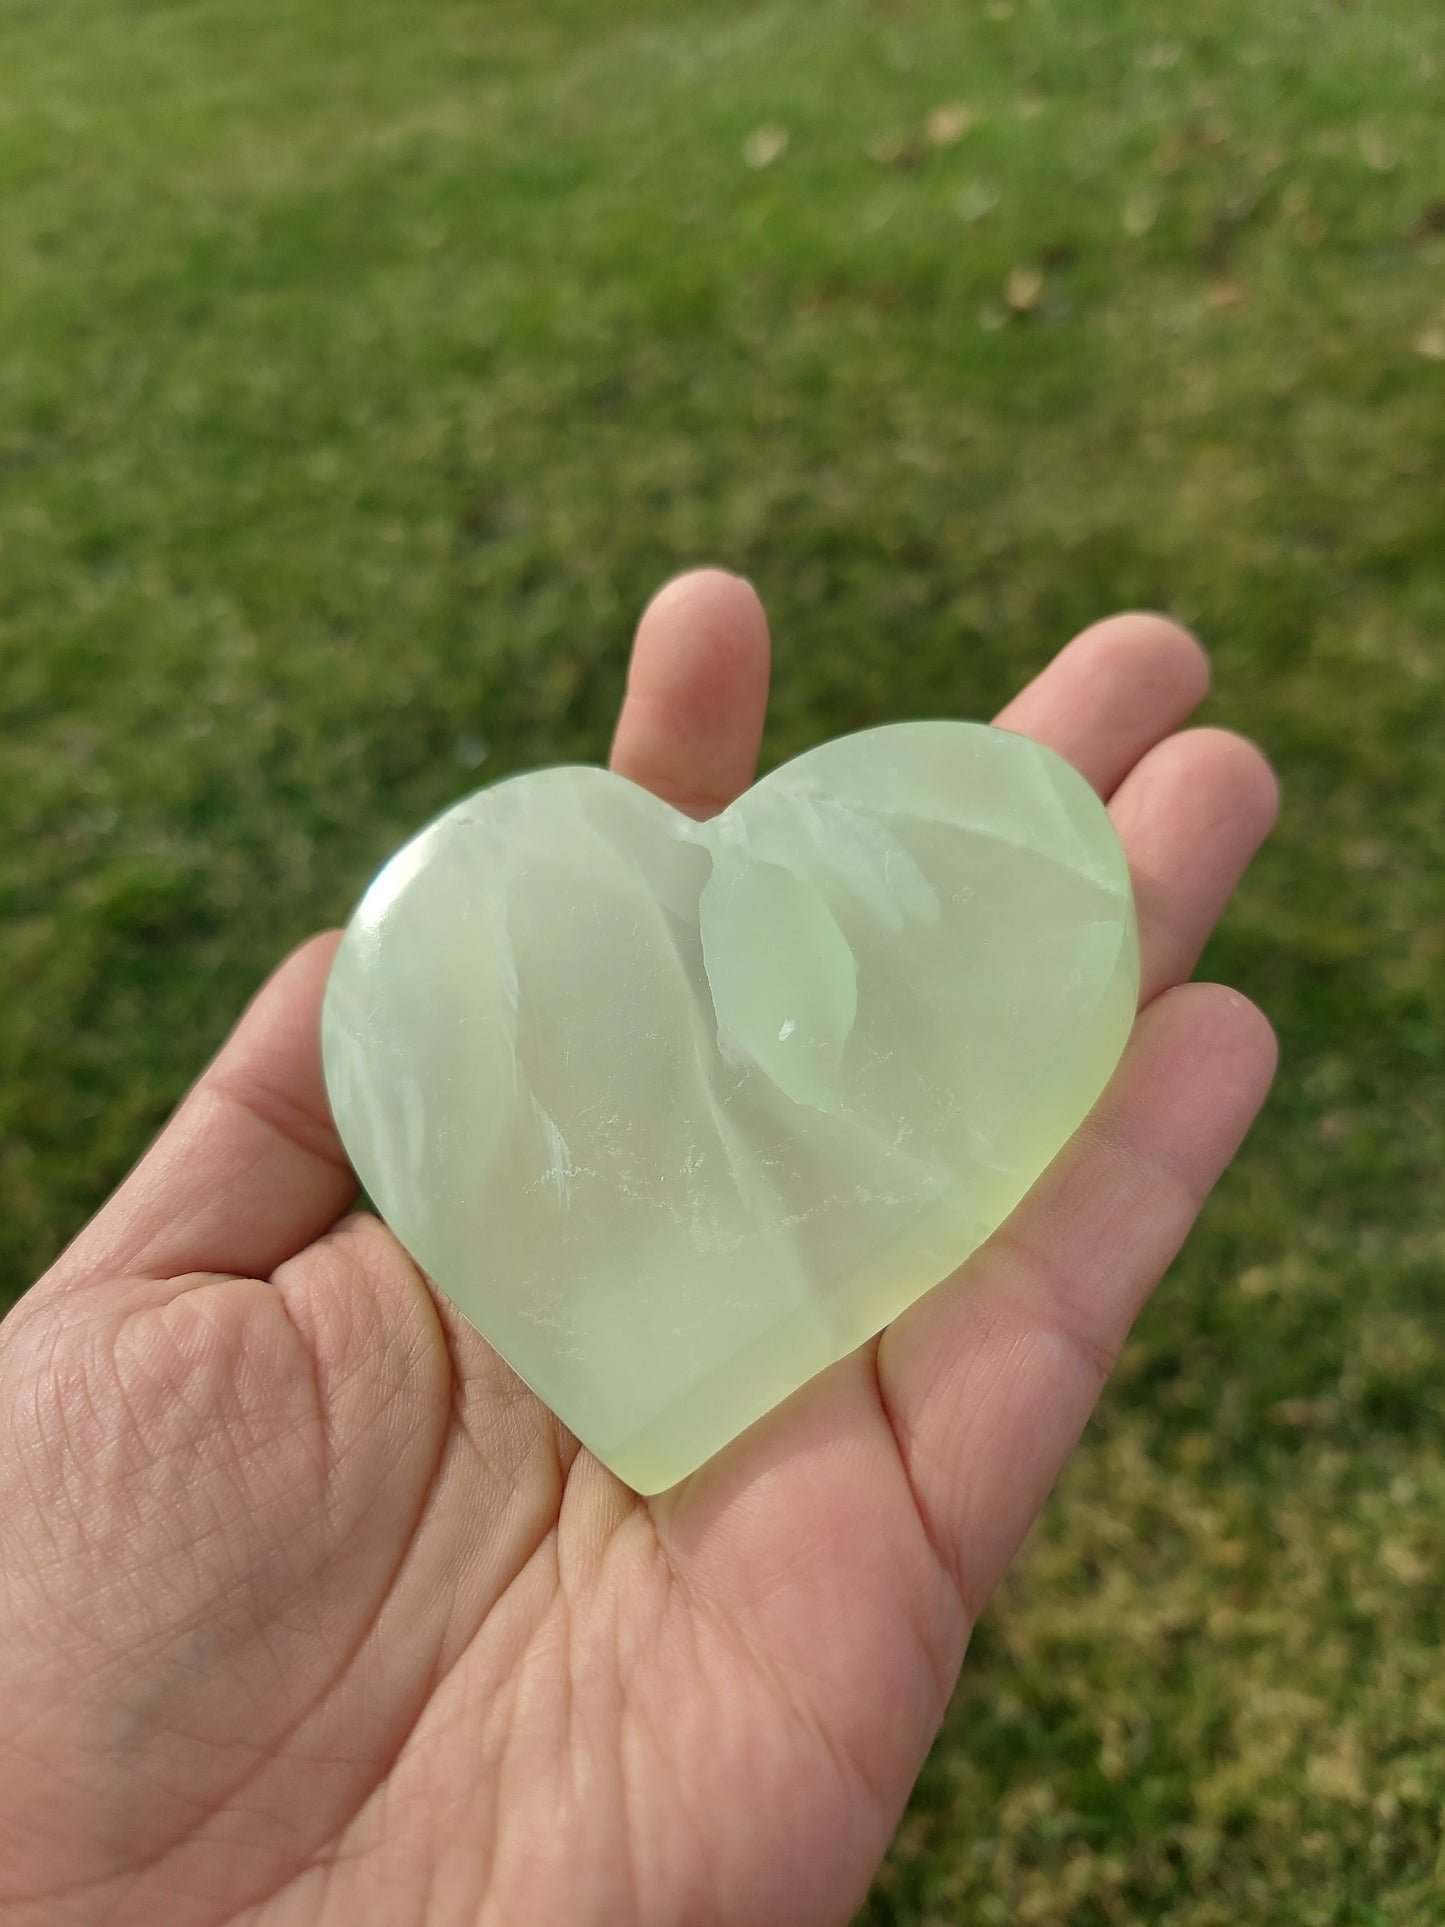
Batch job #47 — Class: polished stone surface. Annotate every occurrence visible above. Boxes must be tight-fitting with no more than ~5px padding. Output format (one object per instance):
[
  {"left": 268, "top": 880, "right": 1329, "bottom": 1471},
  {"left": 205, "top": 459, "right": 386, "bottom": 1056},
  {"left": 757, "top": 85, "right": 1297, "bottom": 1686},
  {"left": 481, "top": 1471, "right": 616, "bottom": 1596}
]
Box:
[{"left": 322, "top": 722, "right": 1138, "bottom": 1492}]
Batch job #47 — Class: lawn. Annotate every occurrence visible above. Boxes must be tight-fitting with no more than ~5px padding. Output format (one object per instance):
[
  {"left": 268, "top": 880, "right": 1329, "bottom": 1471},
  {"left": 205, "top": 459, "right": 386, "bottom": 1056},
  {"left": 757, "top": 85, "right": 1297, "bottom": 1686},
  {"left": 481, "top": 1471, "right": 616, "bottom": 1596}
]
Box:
[{"left": 2, "top": 0, "right": 1443, "bottom": 1918}]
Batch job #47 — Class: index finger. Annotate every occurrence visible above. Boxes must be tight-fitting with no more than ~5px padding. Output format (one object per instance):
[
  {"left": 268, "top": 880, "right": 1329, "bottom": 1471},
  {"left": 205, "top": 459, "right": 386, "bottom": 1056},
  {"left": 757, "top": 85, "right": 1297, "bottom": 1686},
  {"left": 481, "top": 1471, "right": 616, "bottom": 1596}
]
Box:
[{"left": 609, "top": 569, "right": 772, "bottom": 816}]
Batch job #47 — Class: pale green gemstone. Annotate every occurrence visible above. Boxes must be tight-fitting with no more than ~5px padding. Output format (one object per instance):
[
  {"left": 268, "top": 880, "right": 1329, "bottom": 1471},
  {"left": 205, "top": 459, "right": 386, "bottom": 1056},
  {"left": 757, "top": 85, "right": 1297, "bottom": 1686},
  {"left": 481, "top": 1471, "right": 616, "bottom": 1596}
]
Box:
[{"left": 321, "top": 722, "right": 1138, "bottom": 1493}]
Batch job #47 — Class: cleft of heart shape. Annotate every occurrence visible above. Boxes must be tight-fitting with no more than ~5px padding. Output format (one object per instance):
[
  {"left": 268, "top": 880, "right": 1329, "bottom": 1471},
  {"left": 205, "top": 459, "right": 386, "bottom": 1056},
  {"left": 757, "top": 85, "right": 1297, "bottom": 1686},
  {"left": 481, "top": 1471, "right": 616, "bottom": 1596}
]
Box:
[{"left": 322, "top": 721, "right": 1138, "bottom": 1493}]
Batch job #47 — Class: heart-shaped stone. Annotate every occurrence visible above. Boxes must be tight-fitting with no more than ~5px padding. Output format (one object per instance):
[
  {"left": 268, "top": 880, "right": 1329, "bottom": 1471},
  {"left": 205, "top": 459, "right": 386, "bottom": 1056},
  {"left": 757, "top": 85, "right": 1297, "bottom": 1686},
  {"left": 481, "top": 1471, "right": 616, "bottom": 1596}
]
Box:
[{"left": 321, "top": 722, "right": 1137, "bottom": 1492}]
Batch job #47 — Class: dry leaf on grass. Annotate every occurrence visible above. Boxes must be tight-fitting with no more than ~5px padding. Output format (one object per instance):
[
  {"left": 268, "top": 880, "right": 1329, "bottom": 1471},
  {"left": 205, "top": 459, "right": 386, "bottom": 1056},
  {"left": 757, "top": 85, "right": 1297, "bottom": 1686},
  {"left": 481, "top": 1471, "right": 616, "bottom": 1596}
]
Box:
[
  {"left": 924, "top": 102, "right": 975, "bottom": 147},
  {"left": 742, "top": 125, "right": 788, "bottom": 170},
  {"left": 1005, "top": 264, "right": 1044, "bottom": 312}
]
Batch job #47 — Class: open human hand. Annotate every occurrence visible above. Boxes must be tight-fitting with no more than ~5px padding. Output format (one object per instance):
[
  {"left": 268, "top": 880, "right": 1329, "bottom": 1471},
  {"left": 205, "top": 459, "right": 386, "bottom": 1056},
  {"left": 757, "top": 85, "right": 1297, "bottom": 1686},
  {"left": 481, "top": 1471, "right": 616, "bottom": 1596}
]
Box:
[{"left": 0, "top": 573, "right": 1277, "bottom": 1927}]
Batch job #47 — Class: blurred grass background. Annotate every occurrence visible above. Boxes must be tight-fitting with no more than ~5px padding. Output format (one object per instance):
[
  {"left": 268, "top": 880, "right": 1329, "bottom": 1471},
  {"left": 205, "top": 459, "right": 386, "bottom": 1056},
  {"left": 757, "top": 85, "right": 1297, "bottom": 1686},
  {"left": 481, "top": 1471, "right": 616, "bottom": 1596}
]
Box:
[{"left": 2, "top": 0, "right": 1442, "bottom": 1918}]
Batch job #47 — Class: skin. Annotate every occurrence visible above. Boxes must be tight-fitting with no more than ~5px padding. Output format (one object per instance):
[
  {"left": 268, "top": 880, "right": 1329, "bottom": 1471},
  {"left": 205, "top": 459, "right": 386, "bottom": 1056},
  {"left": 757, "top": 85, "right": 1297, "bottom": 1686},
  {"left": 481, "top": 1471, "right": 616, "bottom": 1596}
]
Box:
[{"left": 0, "top": 573, "right": 1279, "bottom": 1927}]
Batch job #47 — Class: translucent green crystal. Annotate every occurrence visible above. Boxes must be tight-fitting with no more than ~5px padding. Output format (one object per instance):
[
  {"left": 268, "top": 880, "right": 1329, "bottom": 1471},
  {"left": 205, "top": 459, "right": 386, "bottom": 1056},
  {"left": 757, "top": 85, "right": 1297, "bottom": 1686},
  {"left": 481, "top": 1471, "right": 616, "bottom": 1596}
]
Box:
[{"left": 321, "top": 722, "right": 1138, "bottom": 1493}]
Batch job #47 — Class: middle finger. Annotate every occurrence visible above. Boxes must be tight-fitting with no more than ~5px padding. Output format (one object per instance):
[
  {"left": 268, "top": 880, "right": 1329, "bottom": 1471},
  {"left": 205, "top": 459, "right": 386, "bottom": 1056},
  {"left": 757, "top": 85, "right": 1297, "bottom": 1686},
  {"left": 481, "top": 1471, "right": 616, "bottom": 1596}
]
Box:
[{"left": 993, "top": 610, "right": 1212, "bottom": 798}]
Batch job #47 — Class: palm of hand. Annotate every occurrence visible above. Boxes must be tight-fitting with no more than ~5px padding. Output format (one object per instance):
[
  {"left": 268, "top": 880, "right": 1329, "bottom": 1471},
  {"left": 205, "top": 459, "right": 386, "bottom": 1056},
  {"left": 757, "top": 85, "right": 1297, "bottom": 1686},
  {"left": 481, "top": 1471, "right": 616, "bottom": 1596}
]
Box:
[{"left": 0, "top": 576, "right": 1277, "bottom": 1927}]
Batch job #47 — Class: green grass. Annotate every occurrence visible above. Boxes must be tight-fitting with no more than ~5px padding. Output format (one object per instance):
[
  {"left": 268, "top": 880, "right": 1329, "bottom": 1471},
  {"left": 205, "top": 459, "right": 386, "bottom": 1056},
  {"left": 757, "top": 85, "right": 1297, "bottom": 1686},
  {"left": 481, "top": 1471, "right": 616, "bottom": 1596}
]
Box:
[{"left": 2, "top": 0, "right": 1443, "bottom": 1917}]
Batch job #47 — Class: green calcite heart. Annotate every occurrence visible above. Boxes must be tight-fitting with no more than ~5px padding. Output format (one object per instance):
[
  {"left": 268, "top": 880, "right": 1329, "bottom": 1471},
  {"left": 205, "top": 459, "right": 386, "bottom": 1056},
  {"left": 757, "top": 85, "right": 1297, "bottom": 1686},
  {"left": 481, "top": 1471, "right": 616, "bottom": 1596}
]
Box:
[{"left": 321, "top": 722, "right": 1138, "bottom": 1492}]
